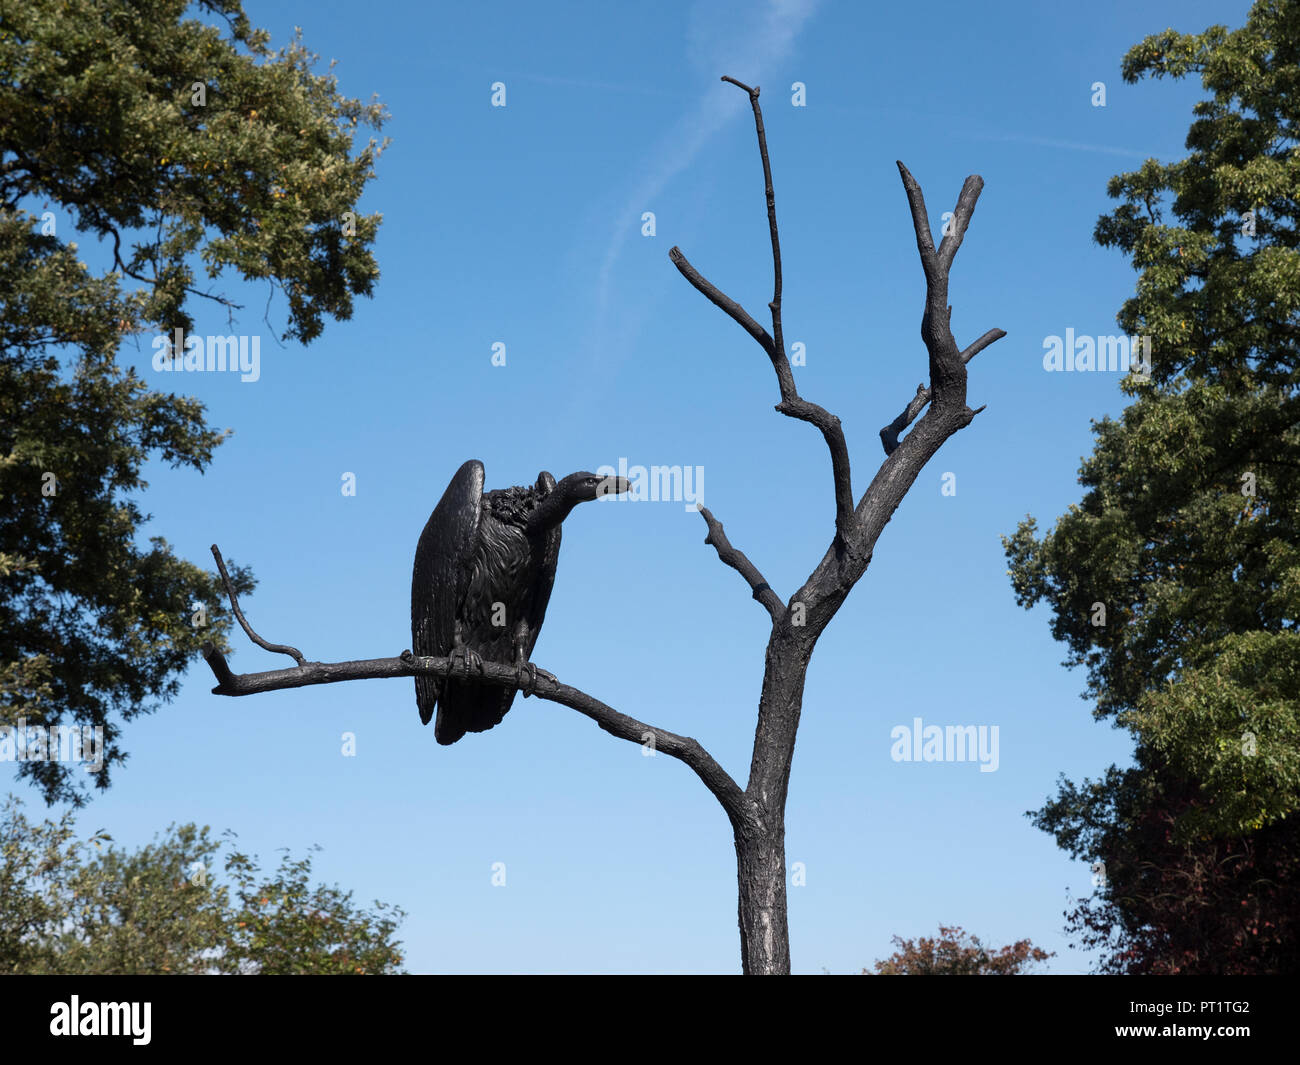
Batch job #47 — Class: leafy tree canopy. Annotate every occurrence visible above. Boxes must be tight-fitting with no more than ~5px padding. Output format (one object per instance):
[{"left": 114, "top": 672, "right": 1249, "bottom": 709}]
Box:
[
  {"left": 1006, "top": 0, "right": 1300, "bottom": 973},
  {"left": 1005, "top": 0, "right": 1300, "bottom": 842},
  {"left": 0, "top": 794, "right": 407, "bottom": 974},
  {"left": 0, "top": 0, "right": 386, "bottom": 803}
]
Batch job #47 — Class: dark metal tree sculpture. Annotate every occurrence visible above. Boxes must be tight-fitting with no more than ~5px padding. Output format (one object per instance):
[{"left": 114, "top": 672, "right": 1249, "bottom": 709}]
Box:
[
  {"left": 408, "top": 460, "right": 630, "bottom": 744},
  {"left": 203, "top": 76, "right": 1004, "bottom": 975}
]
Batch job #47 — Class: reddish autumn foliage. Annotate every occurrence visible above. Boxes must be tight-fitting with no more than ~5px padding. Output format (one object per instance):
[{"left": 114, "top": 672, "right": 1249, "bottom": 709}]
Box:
[
  {"left": 866, "top": 925, "right": 1053, "bottom": 975},
  {"left": 1049, "top": 769, "right": 1300, "bottom": 975}
]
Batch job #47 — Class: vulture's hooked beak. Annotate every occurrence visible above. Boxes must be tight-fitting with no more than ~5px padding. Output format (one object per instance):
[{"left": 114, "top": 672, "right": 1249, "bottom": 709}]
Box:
[{"left": 598, "top": 476, "right": 633, "bottom": 498}]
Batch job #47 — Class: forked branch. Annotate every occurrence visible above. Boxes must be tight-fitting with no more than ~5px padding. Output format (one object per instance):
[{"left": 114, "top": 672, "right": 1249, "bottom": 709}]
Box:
[
  {"left": 879, "top": 329, "right": 1004, "bottom": 455},
  {"left": 880, "top": 163, "right": 1005, "bottom": 456}
]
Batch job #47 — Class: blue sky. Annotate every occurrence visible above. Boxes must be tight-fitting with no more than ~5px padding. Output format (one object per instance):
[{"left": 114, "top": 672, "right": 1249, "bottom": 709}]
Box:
[{"left": 10, "top": 0, "right": 1257, "bottom": 973}]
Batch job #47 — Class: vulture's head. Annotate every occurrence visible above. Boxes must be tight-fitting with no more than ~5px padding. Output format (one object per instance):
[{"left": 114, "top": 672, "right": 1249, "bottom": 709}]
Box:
[
  {"left": 560, "top": 471, "right": 632, "bottom": 502},
  {"left": 530, "top": 471, "right": 632, "bottom": 530}
]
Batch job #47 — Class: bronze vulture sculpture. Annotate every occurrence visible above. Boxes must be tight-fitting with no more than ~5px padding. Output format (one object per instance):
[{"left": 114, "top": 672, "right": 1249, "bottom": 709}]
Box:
[{"left": 410, "top": 459, "right": 630, "bottom": 744}]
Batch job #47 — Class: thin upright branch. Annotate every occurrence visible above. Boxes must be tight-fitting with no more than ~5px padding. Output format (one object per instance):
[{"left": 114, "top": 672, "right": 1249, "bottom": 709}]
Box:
[
  {"left": 669, "top": 76, "right": 856, "bottom": 546},
  {"left": 721, "top": 76, "right": 785, "bottom": 369},
  {"left": 898, "top": 160, "right": 941, "bottom": 282},
  {"left": 210, "top": 543, "right": 304, "bottom": 666},
  {"left": 202, "top": 552, "right": 752, "bottom": 827},
  {"left": 696, "top": 505, "right": 785, "bottom": 623}
]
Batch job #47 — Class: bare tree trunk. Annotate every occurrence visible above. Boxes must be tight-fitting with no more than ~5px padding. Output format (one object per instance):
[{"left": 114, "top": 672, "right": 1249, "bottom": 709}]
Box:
[
  {"left": 734, "top": 815, "right": 790, "bottom": 974},
  {"left": 729, "top": 627, "right": 812, "bottom": 973}
]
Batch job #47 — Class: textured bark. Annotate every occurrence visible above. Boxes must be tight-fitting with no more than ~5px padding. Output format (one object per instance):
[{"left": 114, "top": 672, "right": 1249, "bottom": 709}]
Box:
[
  {"left": 731, "top": 630, "right": 807, "bottom": 971},
  {"left": 734, "top": 815, "right": 790, "bottom": 974}
]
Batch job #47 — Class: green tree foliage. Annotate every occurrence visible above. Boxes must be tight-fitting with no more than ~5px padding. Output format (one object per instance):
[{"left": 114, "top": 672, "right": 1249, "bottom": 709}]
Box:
[
  {"left": 0, "top": 795, "right": 407, "bottom": 973},
  {"left": 865, "top": 925, "right": 1052, "bottom": 975},
  {"left": 1005, "top": 0, "right": 1300, "bottom": 973},
  {"left": 0, "top": 0, "right": 386, "bottom": 803}
]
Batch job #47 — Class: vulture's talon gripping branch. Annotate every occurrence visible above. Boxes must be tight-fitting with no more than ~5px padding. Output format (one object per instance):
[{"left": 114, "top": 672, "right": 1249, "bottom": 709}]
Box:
[
  {"left": 515, "top": 659, "right": 557, "bottom": 697},
  {"left": 449, "top": 641, "right": 483, "bottom": 676}
]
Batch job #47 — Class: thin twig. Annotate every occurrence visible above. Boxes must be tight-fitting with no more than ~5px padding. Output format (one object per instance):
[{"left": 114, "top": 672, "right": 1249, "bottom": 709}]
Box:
[
  {"left": 210, "top": 543, "right": 305, "bottom": 666},
  {"left": 721, "top": 77, "right": 786, "bottom": 376},
  {"left": 668, "top": 247, "right": 776, "bottom": 358},
  {"left": 697, "top": 505, "right": 785, "bottom": 623},
  {"left": 108, "top": 226, "right": 243, "bottom": 311}
]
